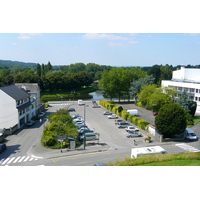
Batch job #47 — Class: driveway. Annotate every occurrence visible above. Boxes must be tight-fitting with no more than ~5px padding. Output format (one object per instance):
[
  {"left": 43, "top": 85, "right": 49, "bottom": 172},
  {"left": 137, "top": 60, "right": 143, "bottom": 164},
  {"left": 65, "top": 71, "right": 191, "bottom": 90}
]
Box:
[{"left": 116, "top": 103, "right": 155, "bottom": 125}]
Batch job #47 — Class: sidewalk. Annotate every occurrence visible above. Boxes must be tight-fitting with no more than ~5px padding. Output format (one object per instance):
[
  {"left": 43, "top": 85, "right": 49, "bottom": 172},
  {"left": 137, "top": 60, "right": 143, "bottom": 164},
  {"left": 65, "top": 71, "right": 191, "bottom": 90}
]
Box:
[{"left": 28, "top": 138, "right": 110, "bottom": 159}]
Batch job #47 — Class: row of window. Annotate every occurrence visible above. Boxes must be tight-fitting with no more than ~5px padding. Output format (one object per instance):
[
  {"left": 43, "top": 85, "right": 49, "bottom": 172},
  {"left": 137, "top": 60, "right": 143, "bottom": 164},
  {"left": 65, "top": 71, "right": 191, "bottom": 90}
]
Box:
[
  {"left": 17, "top": 97, "right": 30, "bottom": 106},
  {"left": 176, "top": 87, "right": 200, "bottom": 93}
]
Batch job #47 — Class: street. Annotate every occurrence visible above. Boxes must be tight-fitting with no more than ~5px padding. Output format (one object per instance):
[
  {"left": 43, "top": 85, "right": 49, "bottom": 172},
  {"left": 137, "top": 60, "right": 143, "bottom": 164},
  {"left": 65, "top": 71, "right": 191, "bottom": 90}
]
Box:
[{"left": 1, "top": 100, "right": 200, "bottom": 166}]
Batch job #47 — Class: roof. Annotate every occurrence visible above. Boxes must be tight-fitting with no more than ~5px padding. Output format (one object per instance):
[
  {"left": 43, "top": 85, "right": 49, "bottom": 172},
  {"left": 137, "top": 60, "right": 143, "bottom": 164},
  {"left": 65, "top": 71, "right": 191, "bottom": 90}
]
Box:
[
  {"left": 15, "top": 83, "right": 39, "bottom": 94},
  {"left": 0, "top": 85, "right": 30, "bottom": 101}
]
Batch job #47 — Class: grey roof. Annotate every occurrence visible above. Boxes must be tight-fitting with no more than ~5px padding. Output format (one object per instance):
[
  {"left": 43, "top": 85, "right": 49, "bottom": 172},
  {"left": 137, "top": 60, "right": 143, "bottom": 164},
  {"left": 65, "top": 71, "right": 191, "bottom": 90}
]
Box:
[
  {"left": 0, "top": 85, "right": 30, "bottom": 101},
  {"left": 15, "top": 83, "right": 39, "bottom": 94}
]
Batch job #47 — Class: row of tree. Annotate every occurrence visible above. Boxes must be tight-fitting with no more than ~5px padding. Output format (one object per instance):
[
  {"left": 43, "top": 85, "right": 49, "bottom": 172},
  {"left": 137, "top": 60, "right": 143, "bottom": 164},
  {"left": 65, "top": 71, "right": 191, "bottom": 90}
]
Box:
[{"left": 0, "top": 71, "right": 93, "bottom": 91}]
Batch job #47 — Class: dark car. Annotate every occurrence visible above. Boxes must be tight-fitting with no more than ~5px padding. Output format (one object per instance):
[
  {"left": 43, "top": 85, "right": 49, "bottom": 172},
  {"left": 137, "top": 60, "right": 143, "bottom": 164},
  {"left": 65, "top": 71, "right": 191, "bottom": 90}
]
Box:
[
  {"left": 26, "top": 120, "right": 35, "bottom": 126},
  {"left": 68, "top": 108, "right": 76, "bottom": 112},
  {"left": 0, "top": 143, "right": 6, "bottom": 153}
]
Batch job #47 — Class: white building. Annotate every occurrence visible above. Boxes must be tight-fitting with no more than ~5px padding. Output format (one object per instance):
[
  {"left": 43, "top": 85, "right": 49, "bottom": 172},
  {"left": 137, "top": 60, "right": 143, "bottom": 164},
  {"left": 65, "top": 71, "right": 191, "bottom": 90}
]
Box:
[
  {"left": 0, "top": 85, "right": 32, "bottom": 134},
  {"left": 15, "top": 83, "right": 41, "bottom": 117},
  {"left": 162, "top": 66, "right": 200, "bottom": 114}
]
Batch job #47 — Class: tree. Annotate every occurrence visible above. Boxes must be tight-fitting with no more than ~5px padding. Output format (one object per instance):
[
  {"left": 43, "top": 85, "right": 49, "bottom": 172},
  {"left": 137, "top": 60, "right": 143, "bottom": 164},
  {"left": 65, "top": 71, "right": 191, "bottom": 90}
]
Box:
[
  {"left": 137, "top": 84, "right": 157, "bottom": 107},
  {"left": 100, "top": 67, "right": 146, "bottom": 101},
  {"left": 155, "top": 103, "right": 187, "bottom": 138},
  {"left": 129, "top": 75, "right": 155, "bottom": 101},
  {"left": 36, "top": 63, "right": 41, "bottom": 77},
  {"left": 177, "top": 91, "right": 197, "bottom": 116},
  {"left": 148, "top": 89, "right": 172, "bottom": 111}
]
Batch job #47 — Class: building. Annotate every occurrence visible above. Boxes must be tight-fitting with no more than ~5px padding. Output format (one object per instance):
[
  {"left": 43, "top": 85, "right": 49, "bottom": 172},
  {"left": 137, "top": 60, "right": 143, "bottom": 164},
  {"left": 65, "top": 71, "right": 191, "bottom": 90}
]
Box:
[
  {"left": 162, "top": 66, "right": 200, "bottom": 114},
  {"left": 0, "top": 85, "right": 32, "bottom": 134},
  {"left": 15, "top": 83, "right": 41, "bottom": 117}
]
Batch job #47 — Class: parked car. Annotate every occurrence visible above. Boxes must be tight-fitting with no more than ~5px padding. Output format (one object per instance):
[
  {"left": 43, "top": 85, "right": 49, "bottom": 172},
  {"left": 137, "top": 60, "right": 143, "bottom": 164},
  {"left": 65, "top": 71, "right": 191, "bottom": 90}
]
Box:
[
  {"left": 117, "top": 122, "right": 130, "bottom": 128},
  {"left": 77, "top": 125, "right": 88, "bottom": 130},
  {"left": 125, "top": 126, "right": 139, "bottom": 132},
  {"left": 78, "top": 99, "right": 84, "bottom": 106},
  {"left": 75, "top": 122, "right": 85, "bottom": 127},
  {"left": 185, "top": 128, "right": 198, "bottom": 141},
  {"left": 153, "top": 112, "right": 158, "bottom": 116},
  {"left": 71, "top": 114, "right": 81, "bottom": 119},
  {"left": 126, "top": 132, "right": 142, "bottom": 138},
  {"left": 73, "top": 117, "right": 83, "bottom": 123},
  {"left": 78, "top": 128, "right": 94, "bottom": 134},
  {"left": 103, "top": 111, "right": 112, "bottom": 115},
  {"left": 68, "top": 108, "right": 76, "bottom": 112},
  {"left": 26, "top": 120, "right": 35, "bottom": 126},
  {"left": 38, "top": 112, "right": 45, "bottom": 118},
  {"left": 0, "top": 143, "right": 6, "bottom": 153},
  {"left": 73, "top": 120, "right": 84, "bottom": 124},
  {"left": 114, "top": 119, "right": 124, "bottom": 125},
  {"left": 92, "top": 104, "right": 101, "bottom": 108},
  {"left": 108, "top": 114, "right": 118, "bottom": 119}
]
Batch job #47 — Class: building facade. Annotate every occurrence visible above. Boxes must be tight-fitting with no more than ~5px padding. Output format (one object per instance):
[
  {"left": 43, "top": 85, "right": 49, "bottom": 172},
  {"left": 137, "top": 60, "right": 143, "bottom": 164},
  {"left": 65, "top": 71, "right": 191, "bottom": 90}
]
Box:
[
  {"left": 0, "top": 85, "right": 33, "bottom": 134},
  {"left": 162, "top": 66, "right": 200, "bottom": 114},
  {"left": 15, "top": 83, "right": 41, "bottom": 117}
]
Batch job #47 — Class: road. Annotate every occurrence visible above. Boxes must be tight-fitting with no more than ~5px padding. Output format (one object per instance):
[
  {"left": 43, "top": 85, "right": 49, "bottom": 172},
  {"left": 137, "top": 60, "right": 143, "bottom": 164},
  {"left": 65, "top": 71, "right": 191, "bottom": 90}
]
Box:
[{"left": 1, "top": 100, "right": 200, "bottom": 166}]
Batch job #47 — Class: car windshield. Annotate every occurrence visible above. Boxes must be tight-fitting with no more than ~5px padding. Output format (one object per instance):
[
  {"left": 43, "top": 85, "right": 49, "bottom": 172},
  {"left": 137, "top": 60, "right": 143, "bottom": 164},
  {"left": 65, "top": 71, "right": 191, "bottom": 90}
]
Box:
[{"left": 189, "top": 133, "right": 196, "bottom": 136}]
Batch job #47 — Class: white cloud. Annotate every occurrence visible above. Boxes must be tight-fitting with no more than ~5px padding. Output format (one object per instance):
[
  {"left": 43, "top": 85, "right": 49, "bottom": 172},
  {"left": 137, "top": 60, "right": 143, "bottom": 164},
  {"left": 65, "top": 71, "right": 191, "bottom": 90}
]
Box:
[
  {"left": 18, "top": 33, "right": 42, "bottom": 40},
  {"left": 83, "top": 33, "right": 129, "bottom": 40},
  {"left": 11, "top": 42, "right": 17, "bottom": 45}
]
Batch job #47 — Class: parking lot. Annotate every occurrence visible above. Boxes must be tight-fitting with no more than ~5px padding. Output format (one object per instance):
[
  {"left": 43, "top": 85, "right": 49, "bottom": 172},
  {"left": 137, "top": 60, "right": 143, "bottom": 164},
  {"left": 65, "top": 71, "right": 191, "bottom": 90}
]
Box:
[{"left": 67, "top": 101, "right": 150, "bottom": 151}]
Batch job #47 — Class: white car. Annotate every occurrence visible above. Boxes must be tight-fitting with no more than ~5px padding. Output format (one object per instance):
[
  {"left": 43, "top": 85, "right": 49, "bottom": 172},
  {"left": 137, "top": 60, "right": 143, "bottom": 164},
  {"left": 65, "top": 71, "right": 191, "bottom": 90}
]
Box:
[
  {"left": 125, "top": 126, "right": 139, "bottom": 132},
  {"left": 108, "top": 114, "right": 118, "bottom": 119},
  {"left": 126, "top": 132, "right": 142, "bottom": 138},
  {"left": 73, "top": 117, "right": 83, "bottom": 122}
]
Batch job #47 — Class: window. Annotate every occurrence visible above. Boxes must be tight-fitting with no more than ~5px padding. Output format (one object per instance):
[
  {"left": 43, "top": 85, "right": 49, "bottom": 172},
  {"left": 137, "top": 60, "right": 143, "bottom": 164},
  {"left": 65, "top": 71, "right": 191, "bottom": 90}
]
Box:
[
  {"left": 196, "top": 89, "right": 199, "bottom": 93},
  {"left": 190, "top": 88, "right": 195, "bottom": 93},
  {"left": 195, "top": 97, "right": 198, "bottom": 101}
]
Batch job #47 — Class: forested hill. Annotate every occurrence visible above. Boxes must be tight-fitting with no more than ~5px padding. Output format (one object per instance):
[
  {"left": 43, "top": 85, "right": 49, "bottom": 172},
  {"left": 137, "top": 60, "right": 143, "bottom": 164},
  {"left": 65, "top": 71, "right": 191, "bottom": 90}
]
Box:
[{"left": 0, "top": 59, "right": 37, "bottom": 68}]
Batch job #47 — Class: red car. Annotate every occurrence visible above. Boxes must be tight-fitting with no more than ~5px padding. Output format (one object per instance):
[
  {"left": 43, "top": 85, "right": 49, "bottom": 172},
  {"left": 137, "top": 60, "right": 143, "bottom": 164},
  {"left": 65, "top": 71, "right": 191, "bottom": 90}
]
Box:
[{"left": 153, "top": 112, "right": 158, "bottom": 116}]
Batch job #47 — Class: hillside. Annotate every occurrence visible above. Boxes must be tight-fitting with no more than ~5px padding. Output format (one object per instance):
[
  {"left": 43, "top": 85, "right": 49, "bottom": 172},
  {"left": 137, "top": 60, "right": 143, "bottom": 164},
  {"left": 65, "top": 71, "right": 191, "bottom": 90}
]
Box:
[{"left": 0, "top": 59, "right": 37, "bottom": 68}]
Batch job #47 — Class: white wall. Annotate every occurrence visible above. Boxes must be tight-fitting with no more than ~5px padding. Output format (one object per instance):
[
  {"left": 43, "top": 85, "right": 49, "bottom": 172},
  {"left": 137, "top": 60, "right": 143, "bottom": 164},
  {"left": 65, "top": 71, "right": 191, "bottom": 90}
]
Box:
[
  {"left": 0, "top": 91, "right": 18, "bottom": 129},
  {"left": 173, "top": 67, "right": 200, "bottom": 81}
]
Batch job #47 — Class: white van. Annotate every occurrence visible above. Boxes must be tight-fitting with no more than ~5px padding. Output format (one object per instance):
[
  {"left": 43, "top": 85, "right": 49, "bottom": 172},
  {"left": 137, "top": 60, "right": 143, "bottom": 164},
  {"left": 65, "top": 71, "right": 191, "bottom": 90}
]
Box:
[
  {"left": 185, "top": 128, "right": 197, "bottom": 141},
  {"left": 78, "top": 99, "right": 84, "bottom": 106},
  {"left": 131, "top": 146, "right": 167, "bottom": 158},
  {"left": 127, "top": 109, "right": 138, "bottom": 116}
]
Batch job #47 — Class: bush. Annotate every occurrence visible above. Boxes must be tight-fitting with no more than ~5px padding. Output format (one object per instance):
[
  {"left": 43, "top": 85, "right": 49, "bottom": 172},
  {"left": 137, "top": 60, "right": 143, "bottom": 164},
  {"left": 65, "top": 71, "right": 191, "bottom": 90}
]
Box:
[{"left": 155, "top": 103, "right": 187, "bottom": 138}]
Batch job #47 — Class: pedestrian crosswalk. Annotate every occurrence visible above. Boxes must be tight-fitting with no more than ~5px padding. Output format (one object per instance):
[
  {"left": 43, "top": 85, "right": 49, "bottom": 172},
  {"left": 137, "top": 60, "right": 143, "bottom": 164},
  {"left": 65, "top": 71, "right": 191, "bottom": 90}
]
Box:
[
  {"left": 175, "top": 143, "right": 200, "bottom": 152},
  {"left": 0, "top": 156, "right": 39, "bottom": 165}
]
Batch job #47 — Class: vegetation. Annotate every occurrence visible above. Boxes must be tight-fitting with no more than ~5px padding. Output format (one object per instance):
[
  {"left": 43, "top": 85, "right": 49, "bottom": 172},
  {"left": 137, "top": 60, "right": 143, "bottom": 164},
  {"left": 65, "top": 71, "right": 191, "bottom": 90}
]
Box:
[
  {"left": 99, "top": 99, "right": 150, "bottom": 130},
  {"left": 108, "top": 152, "right": 200, "bottom": 166},
  {"left": 99, "top": 67, "right": 146, "bottom": 101},
  {"left": 155, "top": 103, "right": 187, "bottom": 138},
  {"left": 41, "top": 109, "right": 78, "bottom": 148}
]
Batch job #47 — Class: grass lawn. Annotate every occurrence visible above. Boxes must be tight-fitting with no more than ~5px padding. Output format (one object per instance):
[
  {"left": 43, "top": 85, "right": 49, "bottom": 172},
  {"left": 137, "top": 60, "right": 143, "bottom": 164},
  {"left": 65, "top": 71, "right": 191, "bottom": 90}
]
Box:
[
  {"left": 142, "top": 159, "right": 200, "bottom": 166},
  {"left": 109, "top": 152, "right": 200, "bottom": 166}
]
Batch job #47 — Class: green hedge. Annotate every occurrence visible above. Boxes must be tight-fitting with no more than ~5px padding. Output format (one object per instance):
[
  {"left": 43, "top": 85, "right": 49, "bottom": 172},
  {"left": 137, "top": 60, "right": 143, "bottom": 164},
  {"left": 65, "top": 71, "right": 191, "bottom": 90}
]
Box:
[{"left": 100, "top": 100, "right": 149, "bottom": 130}]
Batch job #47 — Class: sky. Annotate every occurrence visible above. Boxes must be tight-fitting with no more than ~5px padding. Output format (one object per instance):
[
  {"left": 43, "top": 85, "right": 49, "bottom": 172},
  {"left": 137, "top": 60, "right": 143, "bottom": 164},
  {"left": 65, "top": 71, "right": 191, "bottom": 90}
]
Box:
[{"left": 1, "top": 33, "right": 200, "bottom": 67}]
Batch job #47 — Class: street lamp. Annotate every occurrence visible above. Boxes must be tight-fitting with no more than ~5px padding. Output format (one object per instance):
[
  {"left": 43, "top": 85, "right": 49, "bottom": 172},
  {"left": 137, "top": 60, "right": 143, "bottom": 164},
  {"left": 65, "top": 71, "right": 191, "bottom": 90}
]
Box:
[{"left": 58, "top": 136, "right": 66, "bottom": 153}]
